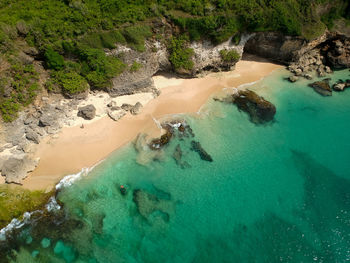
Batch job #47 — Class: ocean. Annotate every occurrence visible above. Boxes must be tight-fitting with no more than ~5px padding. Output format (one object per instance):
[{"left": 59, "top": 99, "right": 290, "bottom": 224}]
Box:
[{"left": 2, "top": 68, "right": 350, "bottom": 263}]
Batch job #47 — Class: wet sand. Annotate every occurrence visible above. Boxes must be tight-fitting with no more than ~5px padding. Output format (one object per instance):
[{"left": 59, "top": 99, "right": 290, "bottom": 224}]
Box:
[{"left": 21, "top": 56, "right": 282, "bottom": 190}]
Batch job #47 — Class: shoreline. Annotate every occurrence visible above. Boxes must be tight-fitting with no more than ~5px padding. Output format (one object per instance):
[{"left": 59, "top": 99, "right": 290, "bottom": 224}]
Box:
[{"left": 19, "top": 55, "right": 282, "bottom": 191}]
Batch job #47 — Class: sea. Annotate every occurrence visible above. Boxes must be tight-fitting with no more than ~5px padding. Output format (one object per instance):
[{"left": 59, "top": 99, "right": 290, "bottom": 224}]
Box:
[{"left": 1, "top": 68, "right": 350, "bottom": 263}]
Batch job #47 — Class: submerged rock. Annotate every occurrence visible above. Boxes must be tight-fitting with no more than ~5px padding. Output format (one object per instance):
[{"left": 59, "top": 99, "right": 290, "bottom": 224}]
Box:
[
  {"left": 308, "top": 80, "right": 332, "bottom": 96},
  {"left": 232, "top": 90, "right": 276, "bottom": 124},
  {"left": 77, "top": 104, "right": 96, "bottom": 120},
  {"left": 173, "top": 144, "right": 190, "bottom": 169},
  {"left": 133, "top": 189, "right": 174, "bottom": 222},
  {"left": 191, "top": 141, "right": 213, "bottom": 162}
]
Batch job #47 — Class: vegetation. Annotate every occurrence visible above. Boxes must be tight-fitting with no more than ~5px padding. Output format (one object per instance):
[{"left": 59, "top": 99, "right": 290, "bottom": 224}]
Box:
[
  {"left": 168, "top": 36, "right": 194, "bottom": 72},
  {"left": 0, "top": 185, "right": 52, "bottom": 229},
  {"left": 220, "top": 49, "right": 240, "bottom": 63},
  {"left": 0, "top": 0, "right": 349, "bottom": 121},
  {"left": 130, "top": 61, "right": 142, "bottom": 72}
]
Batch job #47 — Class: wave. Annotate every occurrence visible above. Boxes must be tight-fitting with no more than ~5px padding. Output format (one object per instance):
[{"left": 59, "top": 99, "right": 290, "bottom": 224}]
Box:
[{"left": 0, "top": 163, "right": 101, "bottom": 241}]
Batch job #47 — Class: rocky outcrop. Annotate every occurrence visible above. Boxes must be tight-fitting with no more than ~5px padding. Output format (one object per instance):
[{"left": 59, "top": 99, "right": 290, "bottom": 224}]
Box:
[
  {"left": 190, "top": 141, "right": 213, "bottom": 162},
  {"left": 309, "top": 80, "right": 332, "bottom": 96},
  {"left": 333, "top": 80, "right": 350, "bottom": 91},
  {"left": 1, "top": 155, "right": 39, "bottom": 184},
  {"left": 233, "top": 90, "right": 276, "bottom": 124},
  {"left": 244, "top": 32, "right": 305, "bottom": 64},
  {"left": 325, "top": 38, "right": 350, "bottom": 69},
  {"left": 107, "top": 108, "right": 126, "bottom": 121},
  {"left": 130, "top": 102, "right": 142, "bottom": 115},
  {"left": 77, "top": 104, "right": 96, "bottom": 120}
]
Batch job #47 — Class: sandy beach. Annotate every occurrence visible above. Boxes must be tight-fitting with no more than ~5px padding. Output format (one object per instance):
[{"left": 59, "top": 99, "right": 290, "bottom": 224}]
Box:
[{"left": 20, "top": 55, "right": 282, "bottom": 191}]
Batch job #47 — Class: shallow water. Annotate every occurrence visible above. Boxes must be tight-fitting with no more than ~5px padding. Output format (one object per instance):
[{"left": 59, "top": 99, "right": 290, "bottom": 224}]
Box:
[{"left": 3, "top": 69, "right": 350, "bottom": 262}]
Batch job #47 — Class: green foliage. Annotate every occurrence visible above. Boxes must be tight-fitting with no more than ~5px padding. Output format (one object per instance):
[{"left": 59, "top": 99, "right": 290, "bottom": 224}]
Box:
[
  {"left": 168, "top": 36, "right": 194, "bottom": 72},
  {"left": 44, "top": 47, "right": 64, "bottom": 70},
  {"left": 220, "top": 49, "right": 240, "bottom": 63},
  {"left": 80, "top": 30, "right": 126, "bottom": 49},
  {"left": 122, "top": 25, "right": 152, "bottom": 52},
  {"left": 0, "top": 185, "right": 52, "bottom": 228},
  {"left": 79, "top": 47, "right": 125, "bottom": 89},
  {"left": 0, "top": 63, "right": 39, "bottom": 122},
  {"left": 130, "top": 61, "right": 142, "bottom": 72},
  {"left": 51, "top": 71, "right": 89, "bottom": 95}
]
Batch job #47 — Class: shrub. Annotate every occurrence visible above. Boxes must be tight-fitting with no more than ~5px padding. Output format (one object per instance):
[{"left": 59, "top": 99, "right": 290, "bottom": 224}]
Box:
[
  {"left": 220, "top": 49, "right": 240, "bottom": 63},
  {"left": 52, "top": 71, "right": 89, "bottom": 95},
  {"left": 0, "top": 97, "right": 20, "bottom": 122},
  {"left": 130, "top": 61, "right": 142, "bottom": 72},
  {"left": 122, "top": 25, "right": 152, "bottom": 52},
  {"left": 168, "top": 36, "right": 194, "bottom": 72},
  {"left": 44, "top": 48, "right": 65, "bottom": 70}
]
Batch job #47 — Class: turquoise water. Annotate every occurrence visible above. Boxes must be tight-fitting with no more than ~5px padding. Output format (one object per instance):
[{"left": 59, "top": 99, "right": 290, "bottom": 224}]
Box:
[{"left": 3, "top": 69, "right": 350, "bottom": 262}]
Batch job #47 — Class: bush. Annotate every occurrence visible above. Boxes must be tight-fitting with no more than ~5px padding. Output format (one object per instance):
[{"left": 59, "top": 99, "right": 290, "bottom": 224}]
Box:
[
  {"left": 130, "top": 61, "right": 142, "bottom": 72},
  {"left": 168, "top": 36, "right": 194, "bottom": 72},
  {"left": 122, "top": 25, "right": 152, "bottom": 52},
  {"left": 44, "top": 48, "right": 65, "bottom": 70},
  {"left": 220, "top": 49, "right": 240, "bottom": 63},
  {"left": 0, "top": 97, "right": 20, "bottom": 122},
  {"left": 52, "top": 71, "right": 89, "bottom": 95}
]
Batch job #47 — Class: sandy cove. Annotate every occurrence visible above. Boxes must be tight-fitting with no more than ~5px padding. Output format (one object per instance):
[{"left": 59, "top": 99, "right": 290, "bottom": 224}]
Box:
[{"left": 20, "top": 56, "right": 282, "bottom": 191}]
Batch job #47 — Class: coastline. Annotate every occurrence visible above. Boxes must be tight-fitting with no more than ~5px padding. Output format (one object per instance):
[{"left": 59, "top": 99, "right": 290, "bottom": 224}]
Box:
[{"left": 19, "top": 55, "right": 282, "bottom": 191}]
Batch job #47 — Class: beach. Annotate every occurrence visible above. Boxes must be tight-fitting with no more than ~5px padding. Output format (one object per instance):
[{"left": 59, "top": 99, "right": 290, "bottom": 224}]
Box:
[{"left": 20, "top": 55, "right": 282, "bottom": 191}]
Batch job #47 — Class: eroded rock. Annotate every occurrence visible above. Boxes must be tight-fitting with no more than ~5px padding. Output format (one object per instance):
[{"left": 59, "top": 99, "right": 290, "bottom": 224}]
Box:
[
  {"left": 309, "top": 80, "right": 332, "bottom": 96},
  {"left": 77, "top": 104, "right": 96, "bottom": 120},
  {"left": 107, "top": 109, "right": 126, "bottom": 121},
  {"left": 232, "top": 90, "right": 276, "bottom": 124},
  {"left": 1, "top": 156, "right": 39, "bottom": 184},
  {"left": 130, "top": 102, "right": 143, "bottom": 115}
]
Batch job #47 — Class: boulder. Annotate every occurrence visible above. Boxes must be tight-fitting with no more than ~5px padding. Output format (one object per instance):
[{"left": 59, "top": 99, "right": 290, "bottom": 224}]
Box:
[
  {"left": 303, "top": 74, "right": 313, "bottom": 80},
  {"left": 149, "top": 128, "right": 173, "bottom": 150},
  {"left": 107, "top": 109, "right": 126, "bottom": 121},
  {"left": 77, "top": 104, "right": 96, "bottom": 120},
  {"left": 1, "top": 156, "right": 39, "bottom": 184},
  {"left": 191, "top": 140, "right": 213, "bottom": 162},
  {"left": 232, "top": 90, "right": 276, "bottom": 124},
  {"left": 130, "top": 102, "right": 143, "bottom": 115},
  {"left": 288, "top": 76, "right": 299, "bottom": 83},
  {"left": 25, "top": 129, "right": 40, "bottom": 144},
  {"left": 39, "top": 113, "right": 56, "bottom": 127},
  {"left": 121, "top": 103, "right": 133, "bottom": 111},
  {"left": 309, "top": 80, "right": 332, "bottom": 96}
]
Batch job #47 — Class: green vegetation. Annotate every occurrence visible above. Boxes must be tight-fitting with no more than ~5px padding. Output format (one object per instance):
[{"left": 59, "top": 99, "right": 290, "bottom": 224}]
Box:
[
  {"left": 130, "top": 61, "right": 142, "bottom": 72},
  {"left": 220, "top": 49, "right": 240, "bottom": 63},
  {"left": 0, "top": 185, "right": 52, "bottom": 228},
  {"left": 0, "top": 63, "right": 39, "bottom": 122},
  {"left": 0, "top": 0, "right": 348, "bottom": 122},
  {"left": 168, "top": 36, "right": 194, "bottom": 72}
]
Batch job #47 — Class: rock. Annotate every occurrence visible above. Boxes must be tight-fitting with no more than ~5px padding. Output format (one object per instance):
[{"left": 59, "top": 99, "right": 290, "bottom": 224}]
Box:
[
  {"left": 232, "top": 90, "right": 276, "bottom": 124},
  {"left": 121, "top": 103, "right": 133, "bottom": 111},
  {"left": 132, "top": 189, "right": 174, "bottom": 222},
  {"left": 130, "top": 102, "right": 143, "bottom": 115},
  {"left": 39, "top": 113, "right": 56, "bottom": 127},
  {"left": 1, "top": 156, "right": 39, "bottom": 184},
  {"left": 191, "top": 140, "right": 213, "bottom": 162},
  {"left": 288, "top": 76, "right": 299, "bottom": 82},
  {"left": 107, "top": 109, "right": 126, "bottom": 121},
  {"left": 294, "top": 68, "right": 303, "bottom": 76},
  {"left": 304, "top": 74, "right": 313, "bottom": 80},
  {"left": 107, "top": 101, "right": 117, "bottom": 108},
  {"left": 309, "top": 81, "right": 332, "bottom": 96},
  {"left": 25, "top": 129, "right": 40, "bottom": 144},
  {"left": 149, "top": 128, "right": 173, "bottom": 150},
  {"left": 77, "top": 104, "right": 96, "bottom": 120},
  {"left": 333, "top": 82, "right": 347, "bottom": 91}
]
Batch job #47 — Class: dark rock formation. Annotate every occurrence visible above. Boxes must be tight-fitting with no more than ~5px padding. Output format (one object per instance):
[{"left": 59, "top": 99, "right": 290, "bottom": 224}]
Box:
[
  {"left": 326, "top": 39, "right": 350, "bottom": 69},
  {"left": 232, "top": 90, "right": 276, "bottom": 124},
  {"left": 149, "top": 128, "right": 173, "bottom": 150},
  {"left": 191, "top": 140, "right": 213, "bottom": 162},
  {"left": 309, "top": 80, "right": 332, "bottom": 96},
  {"left": 244, "top": 32, "right": 305, "bottom": 64},
  {"left": 121, "top": 103, "right": 133, "bottom": 111},
  {"left": 132, "top": 189, "right": 174, "bottom": 222},
  {"left": 77, "top": 104, "right": 96, "bottom": 120}
]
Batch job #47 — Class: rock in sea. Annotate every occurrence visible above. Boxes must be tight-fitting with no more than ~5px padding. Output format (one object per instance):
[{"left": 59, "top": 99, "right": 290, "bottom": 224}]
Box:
[
  {"left": 308, "top": 80, "right": 332, "bottom": 96},
  {"left": 232, "top": 90, "right": 276, "bottom": 124},
  {"left": 191, "top": 140, "right": 213, "bottom": 162}
]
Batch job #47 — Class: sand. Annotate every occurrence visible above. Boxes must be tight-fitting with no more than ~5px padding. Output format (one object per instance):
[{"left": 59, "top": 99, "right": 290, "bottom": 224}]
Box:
[{"left": 20, "top": 55, "right": 282, "bottom": 190}]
